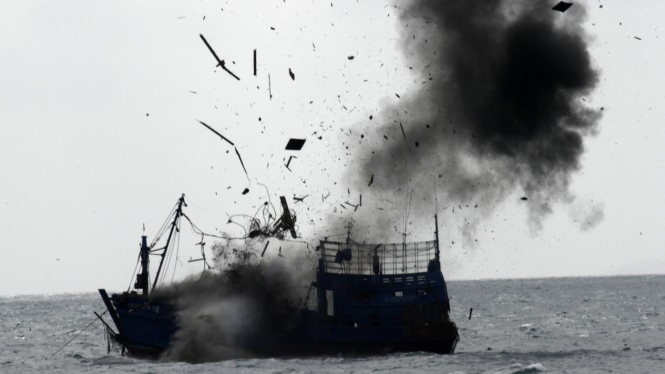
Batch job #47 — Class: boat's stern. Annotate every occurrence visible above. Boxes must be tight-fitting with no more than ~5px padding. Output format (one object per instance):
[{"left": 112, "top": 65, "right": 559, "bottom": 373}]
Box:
[{"left": 98, "top": 289, "right": 177, "bottom": 356}]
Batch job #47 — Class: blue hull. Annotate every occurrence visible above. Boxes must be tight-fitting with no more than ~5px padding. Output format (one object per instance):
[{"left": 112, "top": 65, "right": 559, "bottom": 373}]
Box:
[
  {"left": 290, "top": 312, "right": 459, "bottom": 355},
  {"left": 98, "top": 235, "right": 459, "bottom": 358},
  {"left": 99, "top": 289, "right": 176, "bottom": 356},
  {"left": 99, "top": 270, "right": 460, "bottom": 357}
]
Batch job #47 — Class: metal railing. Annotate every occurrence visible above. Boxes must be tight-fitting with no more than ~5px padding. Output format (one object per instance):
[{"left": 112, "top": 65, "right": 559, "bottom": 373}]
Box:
[{"left": 320, "top": 239, "right": 437, "bottom": 275}]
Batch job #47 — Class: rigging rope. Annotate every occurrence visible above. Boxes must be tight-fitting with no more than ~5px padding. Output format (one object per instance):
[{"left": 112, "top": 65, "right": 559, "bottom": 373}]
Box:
[
  {"left": 48, "top": 311, "right": 107, "bottom": 359},
  {"left": 126, "top": 251, "right": 141, "bottom": 293}
]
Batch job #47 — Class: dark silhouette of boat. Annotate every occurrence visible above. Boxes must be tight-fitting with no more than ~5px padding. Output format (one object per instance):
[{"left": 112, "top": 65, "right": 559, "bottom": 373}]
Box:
[{"left": 99, "top": 195, "right": 459, "bottom": 357}]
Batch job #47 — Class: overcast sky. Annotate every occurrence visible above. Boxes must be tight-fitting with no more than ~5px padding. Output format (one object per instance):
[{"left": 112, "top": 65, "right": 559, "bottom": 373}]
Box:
[{"left": 1, "top": 1, "right": 664, "bottom": 296}]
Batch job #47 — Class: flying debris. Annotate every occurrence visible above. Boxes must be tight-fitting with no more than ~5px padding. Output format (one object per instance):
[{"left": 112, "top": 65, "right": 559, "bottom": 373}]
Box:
[
  {"left": 348, "top": 56, "right": 355, "bottom": 60},
  {"left": 234, "top": 148, "right": 249, "bottom": 177},
  {"left": 285, "top": 138, "right": 306, "bottom": 151},
  {"left": 521, "top": 197, "right": 528, "bottom": 201},
  {"left": 242, "top": 188, "right": 250, "bottom": 195},
  {"left": 196, "top": 120, "right": 234, "bottom": 146},
  {"left": 253, "top": 49, "right": 257, "bottom": 76},
  {"left": 260, "top": 241, "right": 270, "bottom": 257},
  {"left": 199, "top": 34, "right": 240, "bottom": 81},
  {"left": 293, "top": 195, "right": 309, "bottom": 203},
  {"left": 552, "top": 1, "right": 573, "bottom": 12},
  {"left": 278, "top": 196, "right": 298, "bottom": 238},
  {"left": 368, "top": 174, "right": 374, "bottom": 187},
  {"left": 289, "top": 68, "right": 295, "bottom": 80},
  {"left": 196, "top": 120, "right": 248, "bottom": 177},
  {"left": 245, "top": 196, "right": 298, "bottom": 240},
  {"left": 286, "top": 155, "right": 296, "bottom": 170}
]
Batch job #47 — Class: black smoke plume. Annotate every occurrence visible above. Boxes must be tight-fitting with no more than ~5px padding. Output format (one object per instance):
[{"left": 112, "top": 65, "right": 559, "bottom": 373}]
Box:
[{"left": 353, "top": 0, "right": 601, "bottom": 232}]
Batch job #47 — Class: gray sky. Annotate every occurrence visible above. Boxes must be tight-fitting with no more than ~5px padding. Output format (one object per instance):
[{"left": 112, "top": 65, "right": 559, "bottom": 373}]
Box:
[{"left": 1, "top": 1, "right": 664, "bottom": 296}]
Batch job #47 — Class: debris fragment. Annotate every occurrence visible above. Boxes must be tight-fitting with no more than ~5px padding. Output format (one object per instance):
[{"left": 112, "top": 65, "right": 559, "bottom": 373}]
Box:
[
  {"left": 368, "top": 174, "right": 374, "bottom": 187},
  {"left": 289, "top": 68, "right": 295, "bottom": 80},
  {"left": 235, "top": 148, "right": 249, "bottom": 177},
  {"left": 348, "top": 56, "right": 354, "bottom": 60},
  {"left": 253, "top": 49, "right": 257, "bottom": 76},
  {"left": 521, "top": 197, "right": 528, "bottom": 201},
  {"left": 196, "top": 120, "right": 235, "bottom": 146},
  {"left": 285, "top": 138, "right": 306, "bottom": 151},
  {"left": 395, "top": 93, "right": 400, "bottom": 98},
  {"left": 261, "top": 241, "right": 270, "bottom": 257},
  {"left": 552, "top": 1, "right": 573, "bottom": 12},
  {"left": 635, "top": 36, "right": 642, "bottom": 40},
  {"left": 399, "top": 122, "right": 406, "bottom": 139},
  {"left": 199, "top": 34, "right": 240, "bottom": 81},
  {"left": 286, "top": 155, "right": 295, "bottom": 169},
  {"left": 293, "top": 195, "right": 308, "bottom": 203},
  {"left": 242, "top": 188, "right": 250, "bottom": 195},
  {"left": 268, "top": 74, "right": 272, "bottom": 100},
  {"left": 279, "top": 196, "right": 298, "bottom": 238}
]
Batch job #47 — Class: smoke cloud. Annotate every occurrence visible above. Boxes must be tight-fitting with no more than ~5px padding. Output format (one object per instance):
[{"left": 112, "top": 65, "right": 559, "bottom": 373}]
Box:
[
  {"left": 351, "top": 0, "right": 602, "bottom": 232},
  {"left": 153, "top": 242, "right": 315, "bottom": 363}
]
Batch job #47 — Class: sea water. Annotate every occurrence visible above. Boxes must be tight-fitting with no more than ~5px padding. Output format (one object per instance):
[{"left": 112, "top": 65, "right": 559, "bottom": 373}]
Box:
[{"left": 1, "top": 275, "right": 664, "bottom": 373}]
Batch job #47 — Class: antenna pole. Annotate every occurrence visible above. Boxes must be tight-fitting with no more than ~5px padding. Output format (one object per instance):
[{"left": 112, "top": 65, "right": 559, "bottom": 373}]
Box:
[
  {"left": 434, "top": 176, "right": 439, "bottom": 214},
  {"left": 433, "top": 176, "right": 440, "bottom": 261},
  {"left": 434, "top": 214, "right": 440, "bottom": 261}
]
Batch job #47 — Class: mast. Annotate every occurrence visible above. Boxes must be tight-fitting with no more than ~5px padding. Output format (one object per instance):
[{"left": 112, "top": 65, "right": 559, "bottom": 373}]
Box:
[
  {"left": 151, "top": 194, "right": 186, "bottom": 293},
  {"left": 135, "top": 236, "right": 150, "bottom": 295},
  {"left": 433, "top": 176, "right": 440, "bottom": 261}
]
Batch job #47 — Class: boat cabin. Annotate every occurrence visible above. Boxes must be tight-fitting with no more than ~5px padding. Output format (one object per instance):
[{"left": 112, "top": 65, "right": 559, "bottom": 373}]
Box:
[{"left": 314, "top": 238, "right": 452, "bottom": 329}]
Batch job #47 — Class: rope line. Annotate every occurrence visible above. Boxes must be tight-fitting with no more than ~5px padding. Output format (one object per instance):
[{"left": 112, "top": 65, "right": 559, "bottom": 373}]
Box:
[{"left": 48, "top": 311, "right": 107, "bottom": 359}]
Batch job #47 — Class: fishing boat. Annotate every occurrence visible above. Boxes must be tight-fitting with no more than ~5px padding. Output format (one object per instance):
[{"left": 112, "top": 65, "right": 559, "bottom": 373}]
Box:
[{"left": 98, "top": 194, "right": 459, "bottom": 357}]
